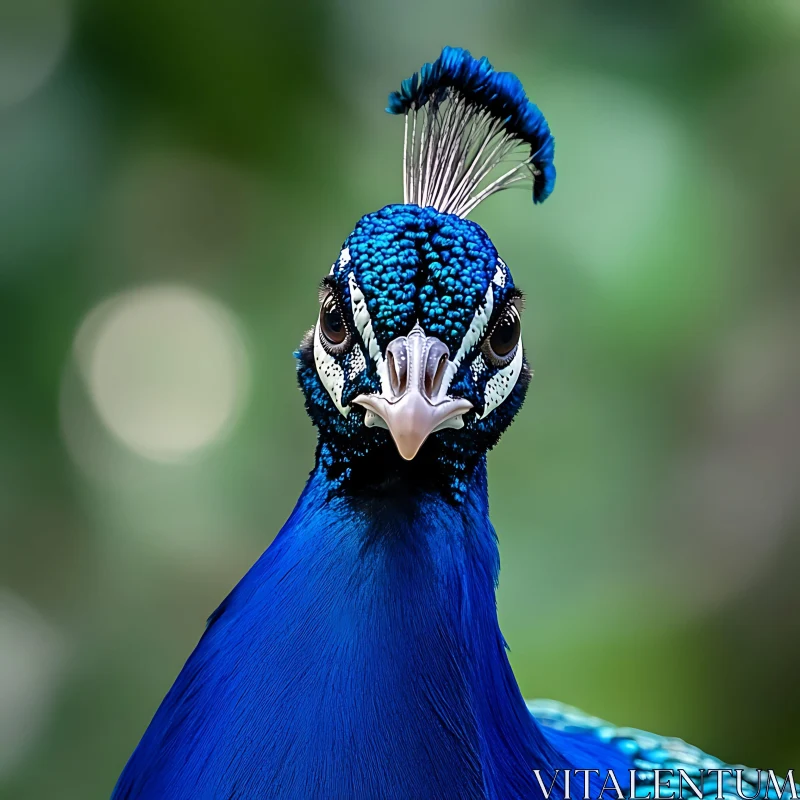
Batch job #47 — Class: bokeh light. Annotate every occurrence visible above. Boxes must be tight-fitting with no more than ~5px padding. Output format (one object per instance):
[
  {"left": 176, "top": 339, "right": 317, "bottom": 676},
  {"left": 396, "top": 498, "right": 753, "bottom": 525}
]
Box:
[
  {"left": 0, "top": 592, "right": 65, "bottom": 780},
  {"left": 67, "top": 285, "right": 250, "bottom": 463},
  {"left": 0, "top": 0, "right": 70, "bottom": 108}
]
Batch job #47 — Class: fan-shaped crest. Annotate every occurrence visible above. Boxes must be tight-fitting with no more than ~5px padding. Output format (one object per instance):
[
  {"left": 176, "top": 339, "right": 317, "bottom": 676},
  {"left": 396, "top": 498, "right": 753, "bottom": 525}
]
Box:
[{"left": 387, "top": 46, "right": 556, "bottom": 216}]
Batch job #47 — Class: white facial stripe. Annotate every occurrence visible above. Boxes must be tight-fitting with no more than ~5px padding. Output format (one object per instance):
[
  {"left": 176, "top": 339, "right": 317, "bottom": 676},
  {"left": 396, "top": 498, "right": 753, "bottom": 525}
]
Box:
[
  {"left": 348, "top": 272, "right": 388, "bottom": 389},
  {"left": 455, "top": 283, "right": 494, "bottom": 368},
  {"left": 479, "top": 337, "right": 524, "bottom": 419},
  {"left": 313, "top": 321, "right": 350, "bottom": 417},
  {"left": 442, "top": 281, "right": 494, "bottom": 390}
]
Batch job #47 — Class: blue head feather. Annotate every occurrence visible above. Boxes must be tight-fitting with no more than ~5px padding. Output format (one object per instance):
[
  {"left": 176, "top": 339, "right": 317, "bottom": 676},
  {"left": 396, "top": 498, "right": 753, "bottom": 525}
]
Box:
[{"left": 387, "top": 46, "right": 556, "bottom": 204}]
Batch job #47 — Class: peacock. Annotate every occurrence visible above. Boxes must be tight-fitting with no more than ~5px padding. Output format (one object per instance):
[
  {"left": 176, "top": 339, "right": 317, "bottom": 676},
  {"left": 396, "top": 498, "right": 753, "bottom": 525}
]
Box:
[{"left": 111, "top": 47, "right": 795, "bottom": 800}]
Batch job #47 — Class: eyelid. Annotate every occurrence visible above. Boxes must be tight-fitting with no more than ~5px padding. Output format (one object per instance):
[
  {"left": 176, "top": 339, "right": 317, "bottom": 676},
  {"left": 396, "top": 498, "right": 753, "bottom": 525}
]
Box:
[{"left": 484, "top": 298, "right": 521, "bottom": 342}]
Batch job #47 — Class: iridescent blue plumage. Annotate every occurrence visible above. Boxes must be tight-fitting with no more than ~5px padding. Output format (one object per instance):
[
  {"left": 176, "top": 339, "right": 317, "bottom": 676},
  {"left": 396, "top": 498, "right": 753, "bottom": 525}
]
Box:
[
  {"left": 111, "top": 48, "right": 790, "bottom": 800},
  {"left": 113, "top": 464, "right": 611, "bottom": 799},
  {"left": 345, "top": 206, "right": 499, "bottom": 350}
]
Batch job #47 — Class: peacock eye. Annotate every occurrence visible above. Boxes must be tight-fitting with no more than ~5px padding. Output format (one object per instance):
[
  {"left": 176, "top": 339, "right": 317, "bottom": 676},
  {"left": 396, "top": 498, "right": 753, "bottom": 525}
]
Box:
[
  {"left": 481, "top": 305, "right": 520, "bottom": 367},
  {"left": 319, "top": 292, "right": 350, "bottom": 352}
]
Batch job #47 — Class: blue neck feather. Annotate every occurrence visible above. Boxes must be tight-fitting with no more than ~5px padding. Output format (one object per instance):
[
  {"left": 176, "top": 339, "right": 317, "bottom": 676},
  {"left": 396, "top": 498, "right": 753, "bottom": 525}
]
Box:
[{"left": 113, "top": 459, "right": 573, "bottom": 799}]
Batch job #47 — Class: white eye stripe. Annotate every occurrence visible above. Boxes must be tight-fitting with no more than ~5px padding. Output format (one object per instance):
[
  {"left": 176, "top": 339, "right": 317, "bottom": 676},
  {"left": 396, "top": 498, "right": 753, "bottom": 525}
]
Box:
[
  {"left": 455, "top": 284, "right": 494, "bottom": 367},
  {"left": 313, "top": 320, "right": 350, "bottom": 417},
  {"left": 479, "top": 336, "right": 523, "bottom": 419},
  {"left": 348, "top": 271, "right": 389, "bottom": 390},
  {"left": 443, "top": 282, "right": 494, "bottom": 389}
]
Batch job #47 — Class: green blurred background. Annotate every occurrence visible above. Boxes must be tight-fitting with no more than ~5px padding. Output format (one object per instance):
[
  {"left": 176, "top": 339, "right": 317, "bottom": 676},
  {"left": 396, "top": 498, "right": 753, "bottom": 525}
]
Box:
[{"left": 1, "top": 0, "right": 799, "bottom": 797}]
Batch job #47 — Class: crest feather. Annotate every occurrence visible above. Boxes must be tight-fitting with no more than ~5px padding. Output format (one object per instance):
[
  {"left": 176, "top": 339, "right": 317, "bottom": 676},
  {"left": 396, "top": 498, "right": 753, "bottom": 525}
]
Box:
[{"left": 387, "top": 46, "right": 556, "bottom": 216}]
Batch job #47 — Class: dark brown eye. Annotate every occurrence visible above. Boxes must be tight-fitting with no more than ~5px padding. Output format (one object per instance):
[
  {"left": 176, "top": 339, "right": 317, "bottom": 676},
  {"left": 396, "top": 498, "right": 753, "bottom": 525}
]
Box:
[
  {"left": 482, "top": 306, "right": 520, "bottom": 366},
  {"left": 319, "top": 293, "right": 349, "bottom": 350}
]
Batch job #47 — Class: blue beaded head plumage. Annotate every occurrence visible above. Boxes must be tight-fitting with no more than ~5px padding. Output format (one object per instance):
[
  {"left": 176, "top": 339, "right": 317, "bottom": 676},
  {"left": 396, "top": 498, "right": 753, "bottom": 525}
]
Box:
[{"left": 297, "top": 46, "right": 555, "bottom": 499}]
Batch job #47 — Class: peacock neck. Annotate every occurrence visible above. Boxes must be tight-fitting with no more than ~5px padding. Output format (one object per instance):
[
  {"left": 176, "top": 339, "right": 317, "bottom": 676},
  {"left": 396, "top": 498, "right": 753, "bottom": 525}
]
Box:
[
  {"left": 257, "top": 454, "right": 569, "bottom": 798},
  {"left": 117, "top": 455, "right": 569, "bottom": 799}
]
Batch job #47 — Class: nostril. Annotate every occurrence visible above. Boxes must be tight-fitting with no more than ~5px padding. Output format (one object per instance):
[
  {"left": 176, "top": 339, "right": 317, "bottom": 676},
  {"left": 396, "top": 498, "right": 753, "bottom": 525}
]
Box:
[
  {"left": 424, "top": 354, "right": 447, "bottom": 399},
  {"left": 386, "top": 342, "right": 408, "bottom": 397},
  {"left": 424, "top": 342, "right": 450, "bottom": 400},
  {"left": 387, "top": 351, "right": 400, "bottom": 396}
]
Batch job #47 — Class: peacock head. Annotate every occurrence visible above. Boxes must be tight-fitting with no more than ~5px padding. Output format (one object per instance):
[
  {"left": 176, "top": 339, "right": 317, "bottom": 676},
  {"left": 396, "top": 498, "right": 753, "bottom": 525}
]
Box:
[{"left": 296, "top": 47, "right": 555, "bottom": 500}]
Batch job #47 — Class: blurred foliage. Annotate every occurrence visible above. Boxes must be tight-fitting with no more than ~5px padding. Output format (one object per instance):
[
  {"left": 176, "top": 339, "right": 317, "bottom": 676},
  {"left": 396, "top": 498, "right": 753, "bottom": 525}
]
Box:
[{"left": 0, "top": 0, "right": 799, "bottom": 797}]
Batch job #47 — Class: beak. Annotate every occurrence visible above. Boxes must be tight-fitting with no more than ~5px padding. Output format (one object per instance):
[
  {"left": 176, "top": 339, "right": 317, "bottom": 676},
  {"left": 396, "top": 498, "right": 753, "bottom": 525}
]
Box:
[{"left": 353, "top": 324, "right": 472, "bottom": 460}]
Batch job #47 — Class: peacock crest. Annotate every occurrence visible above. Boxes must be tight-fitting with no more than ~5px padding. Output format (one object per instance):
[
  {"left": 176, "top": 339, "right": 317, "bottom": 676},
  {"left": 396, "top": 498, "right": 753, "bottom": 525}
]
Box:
[{"left": 387, "top": 46, "right": 556, "bottom": 215}]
